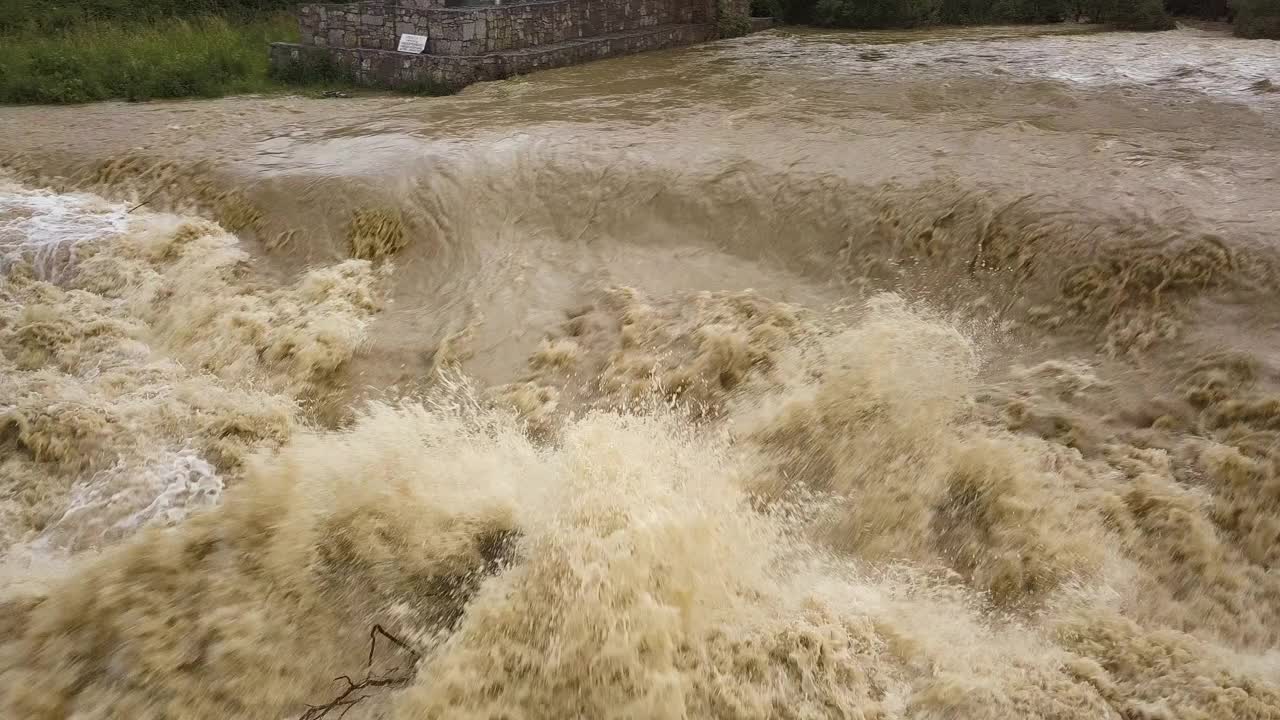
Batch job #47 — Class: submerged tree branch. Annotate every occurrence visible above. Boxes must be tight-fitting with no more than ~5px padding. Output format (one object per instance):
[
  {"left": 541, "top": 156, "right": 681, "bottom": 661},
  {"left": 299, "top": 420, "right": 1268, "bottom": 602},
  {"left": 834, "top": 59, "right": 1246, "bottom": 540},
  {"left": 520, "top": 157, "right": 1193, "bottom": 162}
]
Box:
[{"left": 299, "top": 625, "right": 422, "bottom": 720}]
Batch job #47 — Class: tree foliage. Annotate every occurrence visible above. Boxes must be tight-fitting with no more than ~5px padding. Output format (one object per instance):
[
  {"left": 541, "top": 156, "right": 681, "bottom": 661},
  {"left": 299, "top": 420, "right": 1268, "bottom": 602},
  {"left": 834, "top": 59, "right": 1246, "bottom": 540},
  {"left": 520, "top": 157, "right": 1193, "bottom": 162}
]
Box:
[
  {"left": 1235, "top": 0, "right": 1280, "bottom": 37},
  {"left": 1110, "top": 0, "right": 1177, "bottom": 28},
  {"left": 1162, "top": 0, "right": 1231, "bottom": 17},
  {"left": 813, "top": 0, "right": 941, "bottom": 27},
  {"left": 940, "top": 0, "right": 1068, "bottom": 23}
]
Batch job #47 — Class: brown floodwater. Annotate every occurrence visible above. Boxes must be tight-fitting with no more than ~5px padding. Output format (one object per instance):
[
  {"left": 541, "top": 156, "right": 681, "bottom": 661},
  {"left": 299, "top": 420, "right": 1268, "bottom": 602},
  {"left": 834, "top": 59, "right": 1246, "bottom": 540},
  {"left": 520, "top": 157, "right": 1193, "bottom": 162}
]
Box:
[{"left": 2, "top": 21, "right": 1280, "bottom": 720}]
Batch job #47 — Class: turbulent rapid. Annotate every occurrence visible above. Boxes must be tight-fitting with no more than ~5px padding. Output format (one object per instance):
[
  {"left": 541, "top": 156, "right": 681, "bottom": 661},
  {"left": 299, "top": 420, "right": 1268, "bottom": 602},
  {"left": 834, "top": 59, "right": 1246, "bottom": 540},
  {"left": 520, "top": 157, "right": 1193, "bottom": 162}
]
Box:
[{"left": 3, "top": 21, "right": 1280, "bottom": 720}]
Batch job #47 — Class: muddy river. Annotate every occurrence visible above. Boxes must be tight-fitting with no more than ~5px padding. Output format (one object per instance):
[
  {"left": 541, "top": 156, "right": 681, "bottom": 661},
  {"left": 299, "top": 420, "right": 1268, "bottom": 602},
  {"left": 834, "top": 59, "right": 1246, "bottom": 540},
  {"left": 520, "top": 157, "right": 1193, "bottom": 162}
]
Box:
[{"left": 2, "top": 22, "right": 1280, "bottom": 720}]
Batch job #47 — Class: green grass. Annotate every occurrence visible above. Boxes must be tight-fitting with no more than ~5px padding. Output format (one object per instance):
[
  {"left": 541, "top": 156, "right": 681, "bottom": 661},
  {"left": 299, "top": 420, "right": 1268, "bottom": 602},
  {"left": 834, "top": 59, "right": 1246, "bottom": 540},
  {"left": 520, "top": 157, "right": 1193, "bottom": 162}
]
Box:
[
  {"left": 0, "top": 14, "right": 315, "bottom": 104},
  {"left": 0, "top": 0, "right": 296, "bottom": 34}
]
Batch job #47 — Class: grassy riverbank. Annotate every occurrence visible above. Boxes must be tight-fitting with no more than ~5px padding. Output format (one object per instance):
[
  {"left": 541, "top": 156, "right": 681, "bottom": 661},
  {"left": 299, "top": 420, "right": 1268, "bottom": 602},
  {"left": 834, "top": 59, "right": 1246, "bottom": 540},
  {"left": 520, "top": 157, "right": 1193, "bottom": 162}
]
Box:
[{"left": 0, "top": 14, "right": 305, "bottom": 104}]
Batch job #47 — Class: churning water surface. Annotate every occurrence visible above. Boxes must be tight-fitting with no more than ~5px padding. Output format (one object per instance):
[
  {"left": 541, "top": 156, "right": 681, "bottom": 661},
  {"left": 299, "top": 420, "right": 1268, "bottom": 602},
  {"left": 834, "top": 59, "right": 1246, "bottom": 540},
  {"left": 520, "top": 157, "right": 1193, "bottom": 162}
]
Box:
[{"left": 2, "top": 21, "right": 1280, "bottom": 720}]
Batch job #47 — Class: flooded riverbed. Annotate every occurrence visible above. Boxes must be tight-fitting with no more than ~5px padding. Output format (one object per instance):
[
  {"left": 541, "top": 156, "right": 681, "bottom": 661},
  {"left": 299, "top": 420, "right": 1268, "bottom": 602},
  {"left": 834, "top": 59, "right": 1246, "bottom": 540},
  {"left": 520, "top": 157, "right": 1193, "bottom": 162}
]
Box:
[{"left": 3, "top": 22, "right": 1280, "bottom": 719}]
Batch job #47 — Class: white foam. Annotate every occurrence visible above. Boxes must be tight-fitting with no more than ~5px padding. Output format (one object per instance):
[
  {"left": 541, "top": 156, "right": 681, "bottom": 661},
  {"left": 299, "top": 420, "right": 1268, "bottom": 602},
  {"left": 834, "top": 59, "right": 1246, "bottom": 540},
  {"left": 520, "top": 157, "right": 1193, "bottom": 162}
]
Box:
[
  {"left": 0, "top": 179, "right": 130, "bottom": 283},
  {"left": 43, "top": 449, "right": 223, "bottom": 550}
]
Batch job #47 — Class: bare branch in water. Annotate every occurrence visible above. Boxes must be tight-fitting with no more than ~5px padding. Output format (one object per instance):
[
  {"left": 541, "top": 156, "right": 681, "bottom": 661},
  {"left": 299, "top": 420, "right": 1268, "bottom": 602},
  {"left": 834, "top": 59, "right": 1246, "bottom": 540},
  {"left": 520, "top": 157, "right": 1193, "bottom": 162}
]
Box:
[
  {"left": 299, "top": 625, "right": 422, "bottom": 720},
  {"left": 368, "top": 623, "right": 420, "bottom": 668}
]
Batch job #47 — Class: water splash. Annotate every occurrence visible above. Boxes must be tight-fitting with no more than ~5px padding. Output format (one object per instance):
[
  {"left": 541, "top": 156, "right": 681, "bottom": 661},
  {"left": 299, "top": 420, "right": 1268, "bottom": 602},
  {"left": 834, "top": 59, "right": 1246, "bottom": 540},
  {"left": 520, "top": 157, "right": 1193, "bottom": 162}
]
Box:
[{"left": 0, "top": 178, "right": 129, "bottom": 283}]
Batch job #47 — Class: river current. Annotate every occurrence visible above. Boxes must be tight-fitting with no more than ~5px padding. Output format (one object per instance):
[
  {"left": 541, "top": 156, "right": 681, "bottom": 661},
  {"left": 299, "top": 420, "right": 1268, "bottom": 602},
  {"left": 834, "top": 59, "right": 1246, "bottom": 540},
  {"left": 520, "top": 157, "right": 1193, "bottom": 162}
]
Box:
[{"left": 2, "top": 21, "right": 1280, "bottom": 720}]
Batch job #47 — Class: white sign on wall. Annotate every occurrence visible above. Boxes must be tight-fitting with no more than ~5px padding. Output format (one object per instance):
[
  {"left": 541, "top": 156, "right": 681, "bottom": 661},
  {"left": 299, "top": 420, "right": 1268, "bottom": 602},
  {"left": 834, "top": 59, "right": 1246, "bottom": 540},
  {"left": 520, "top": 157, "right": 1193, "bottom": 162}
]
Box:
[{"left": 398, "top": 34, "right": 428, "bottom": 54}]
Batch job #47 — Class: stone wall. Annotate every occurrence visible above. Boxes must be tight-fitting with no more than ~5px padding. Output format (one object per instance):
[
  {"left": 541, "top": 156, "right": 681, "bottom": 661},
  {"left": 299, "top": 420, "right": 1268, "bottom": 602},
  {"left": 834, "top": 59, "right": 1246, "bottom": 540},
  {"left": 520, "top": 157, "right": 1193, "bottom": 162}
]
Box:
[
  {"left": 427, "top": 0, "right": 708, "bottom": 56},
  {"left": 272, "top": 22, "right": 713, "bottom": 91},
  {"left": 277, "top": 0, "right": 759, "bottom": 92},
  {"left": 299, "top": 0, "right": 716, "bottom": 54},
  {"left": 300, "top": 3, "right": 424, "bottom": 51}
]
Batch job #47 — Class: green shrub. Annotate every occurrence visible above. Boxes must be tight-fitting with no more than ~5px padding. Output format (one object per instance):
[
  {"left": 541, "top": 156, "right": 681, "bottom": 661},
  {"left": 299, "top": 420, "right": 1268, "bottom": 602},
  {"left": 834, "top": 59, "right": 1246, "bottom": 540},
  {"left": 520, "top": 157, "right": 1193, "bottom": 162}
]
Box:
[
  {"left": 813, "top": 0, "right": 942, "bottom": 27},
  {"left": 718, "top": 0, "right": 754, "bottom": 35},
  {"left": 268, "top": 48, "right": 355, "bottom": 86},
  {"left": 940, "top": 0, "right": 1067, "bottom": 23},
  {"left": 1069, "top": 0, "right": 1173, "bottom": 26},
  {"left": 993, "top": 0, "right": 1068, "bottom": 22},
  {"left": 1111, "top": 0, "right": 1175, "bottom": 28},
  {"left": 772, "top": 0, "right": 820, "bottom": 22},
  {"left": 0, "top": 15, "right": 297, "bottom": 104},
  {"left": 751, "top": 0, "right": 781, "bottom": 16},
  {"left": 1163, "top": 0, "right": 1230, "bottom": 18},
  {"left": 719, "top": 13, "right": 755, "bottom": 34},
  {"left": 1235, "top": 0, "right": 1280, "bottom": 37}
]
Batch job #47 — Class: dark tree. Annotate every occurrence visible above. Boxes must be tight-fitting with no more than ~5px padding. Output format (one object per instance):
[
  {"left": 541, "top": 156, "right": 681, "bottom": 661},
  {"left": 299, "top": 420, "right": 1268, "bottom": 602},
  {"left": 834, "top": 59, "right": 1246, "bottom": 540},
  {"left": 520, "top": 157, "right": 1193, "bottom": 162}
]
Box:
[{"left": 1235, "top": 0, "right": 1280, "bottom": 36}]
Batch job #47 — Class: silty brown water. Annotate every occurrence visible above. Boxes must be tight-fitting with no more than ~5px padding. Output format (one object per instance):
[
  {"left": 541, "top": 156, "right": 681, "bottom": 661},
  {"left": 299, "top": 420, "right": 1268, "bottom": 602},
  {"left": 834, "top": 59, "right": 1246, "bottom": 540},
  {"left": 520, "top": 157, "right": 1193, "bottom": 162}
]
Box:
[{"left": 2, "top": 21, "right": 1280, "bottom": 720}]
